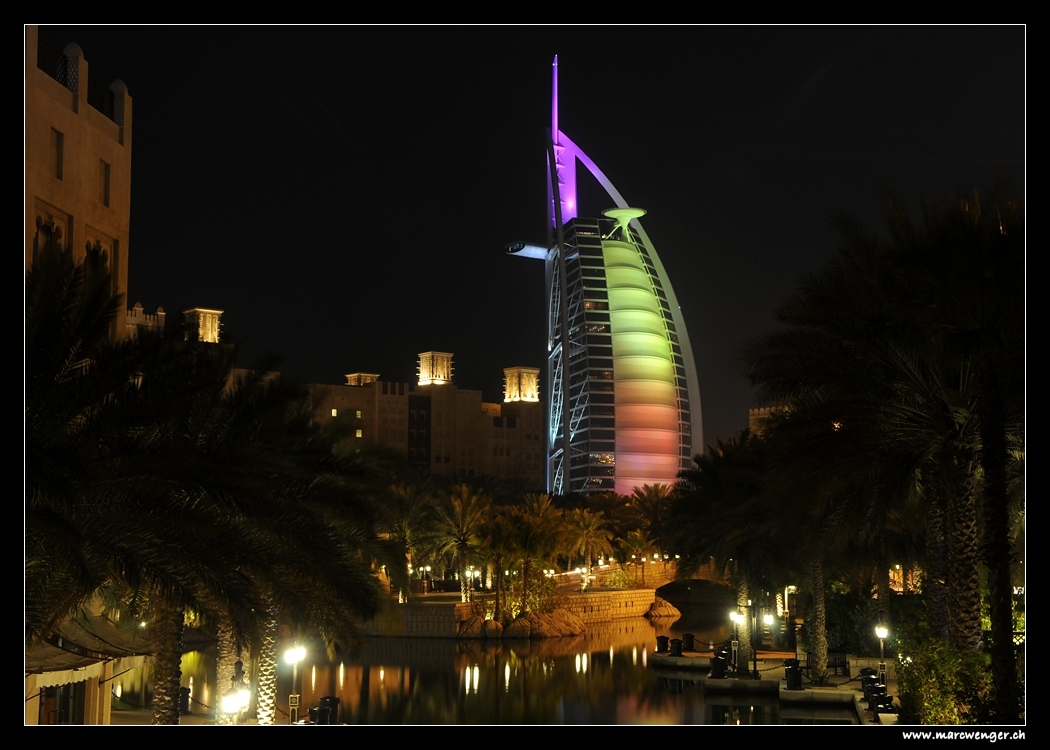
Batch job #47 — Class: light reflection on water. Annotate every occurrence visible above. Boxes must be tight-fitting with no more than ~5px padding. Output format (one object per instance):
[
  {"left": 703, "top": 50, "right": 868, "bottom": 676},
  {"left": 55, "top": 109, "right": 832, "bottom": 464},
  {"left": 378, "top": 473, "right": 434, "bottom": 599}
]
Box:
[
  {"left": 273, "top": 613, "right": 852, "bottom": 725},
  {"left": 161, "top": 607, "right": 856, "bottom": 724}
]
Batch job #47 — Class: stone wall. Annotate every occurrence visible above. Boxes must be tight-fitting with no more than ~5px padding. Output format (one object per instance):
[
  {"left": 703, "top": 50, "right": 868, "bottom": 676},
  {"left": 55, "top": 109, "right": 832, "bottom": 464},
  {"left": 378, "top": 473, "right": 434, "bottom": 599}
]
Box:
[
  {"left": 362, "top": 602, "right": 477, "bottom": 638},
  {"left": 363, "top": 589, "right": 657, "bottom": 638},
  {"left": 560, "top": 589, "right": 655, "bottom": 624}
]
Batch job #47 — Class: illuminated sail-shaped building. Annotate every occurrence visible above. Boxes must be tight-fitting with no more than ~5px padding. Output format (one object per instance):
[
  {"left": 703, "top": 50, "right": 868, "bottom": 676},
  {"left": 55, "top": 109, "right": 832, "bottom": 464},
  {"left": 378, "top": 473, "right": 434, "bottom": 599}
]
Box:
[{"left": 508, "top": 57, "right": 703, "bottom": 496}]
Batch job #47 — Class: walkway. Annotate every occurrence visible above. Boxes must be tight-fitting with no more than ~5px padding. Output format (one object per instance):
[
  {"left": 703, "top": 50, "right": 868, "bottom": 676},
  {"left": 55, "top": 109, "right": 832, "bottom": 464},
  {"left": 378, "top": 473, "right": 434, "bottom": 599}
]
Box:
[{"left": 650, "top": 648, "right": 900, "bottom": 725}]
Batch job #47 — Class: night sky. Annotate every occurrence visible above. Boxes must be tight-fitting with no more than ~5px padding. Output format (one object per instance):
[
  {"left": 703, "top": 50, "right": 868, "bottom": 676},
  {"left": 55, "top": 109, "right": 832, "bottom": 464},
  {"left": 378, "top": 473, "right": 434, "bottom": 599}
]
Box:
[{"left": 33, "top": 26, "right": 1025, "bottom": 449}]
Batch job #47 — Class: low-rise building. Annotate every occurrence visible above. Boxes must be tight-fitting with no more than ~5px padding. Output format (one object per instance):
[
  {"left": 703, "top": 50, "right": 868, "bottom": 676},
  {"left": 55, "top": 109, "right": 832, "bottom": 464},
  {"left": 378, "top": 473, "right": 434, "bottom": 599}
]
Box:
[{"left": 309, "top": 353, "right": 544, "bottom": 486}]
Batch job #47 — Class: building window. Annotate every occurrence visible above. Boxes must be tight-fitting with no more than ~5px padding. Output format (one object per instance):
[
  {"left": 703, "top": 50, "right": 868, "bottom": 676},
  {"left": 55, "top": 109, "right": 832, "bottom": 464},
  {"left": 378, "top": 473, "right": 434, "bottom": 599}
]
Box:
[
  {"left": 50, "top": 129, "right": 63, "bottom": 179},
  {"left": 99, "top": 160, "right": 111, "bottom": 207},
  {"left": 356, "top": 410, "right": 362, "bottom": 418},
  {"left": 355, "top": 429, "right": 363, "bottom": 438}
]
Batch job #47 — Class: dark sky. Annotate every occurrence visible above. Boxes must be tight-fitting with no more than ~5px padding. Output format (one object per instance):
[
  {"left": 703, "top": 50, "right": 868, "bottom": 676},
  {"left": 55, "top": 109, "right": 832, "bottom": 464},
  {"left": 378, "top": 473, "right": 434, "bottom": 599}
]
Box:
[{"left": 34, "top": 25, "right": 1026, "bottom": 449}]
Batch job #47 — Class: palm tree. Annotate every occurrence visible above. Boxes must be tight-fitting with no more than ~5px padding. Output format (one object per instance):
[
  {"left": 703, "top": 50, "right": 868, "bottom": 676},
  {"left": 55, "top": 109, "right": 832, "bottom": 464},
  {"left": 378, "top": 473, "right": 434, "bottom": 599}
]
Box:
[
  {"left": 628, "top": 484, "right": 675, "bottom": 553},
  {"left": 254, "top": 600, "right": 280, "bottom": 725},
  {"left": 382, "top": 480, "right": 430, "bottom": 602},
  {"left": 509, "top": 493, "right": 563, "bottom": 614},
  {"left": 743, "top": 212, "right": 984, "bottom": 651},
  {"left": 566, "top": 509, "right": 613, "bottom": 591},
  {"left": 481, "top": 508, "right": 518, "bottom": 623},
  {"left": 421, "top": 485, "right": 490, "bottom": 602},
  {"left": 26, "top": 246, "right": 405, "bottom": 723},
  {"left": 585, "top": 491, "right": 635, "bottom": 561},
  {"left": 742, "top": 189, "right": 1024, "bottom": 717},
  {"left": 673, "top": 434, "right": 782, "bottom": 671},
  {"left": 913, "top": 190, "right": 1025, "bottom": 722}
]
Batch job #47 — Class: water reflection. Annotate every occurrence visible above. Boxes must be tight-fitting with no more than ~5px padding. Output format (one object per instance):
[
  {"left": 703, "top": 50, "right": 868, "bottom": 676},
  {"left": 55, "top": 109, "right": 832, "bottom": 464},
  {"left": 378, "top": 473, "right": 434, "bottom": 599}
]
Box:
[
  {"left": 275, "top": 614, "right": 852, "bottom": 725},
  {"left": 144, "top": 609, "right": 854, "bottom": 724}
]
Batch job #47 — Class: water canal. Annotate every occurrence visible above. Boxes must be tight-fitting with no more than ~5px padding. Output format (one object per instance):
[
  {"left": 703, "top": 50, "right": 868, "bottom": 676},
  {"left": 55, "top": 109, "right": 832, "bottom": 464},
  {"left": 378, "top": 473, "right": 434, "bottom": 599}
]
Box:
[{"left": 124, "top": 605, "right": 858, "bottom": 724}]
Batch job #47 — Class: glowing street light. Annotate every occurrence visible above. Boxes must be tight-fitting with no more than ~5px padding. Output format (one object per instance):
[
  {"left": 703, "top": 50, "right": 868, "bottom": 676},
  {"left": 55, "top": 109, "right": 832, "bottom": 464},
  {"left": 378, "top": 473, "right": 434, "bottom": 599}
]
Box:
[
  {"left": 729, "top": 611, "right": 742, "bottom": 673},
  {"left": 285, "top": 644, "right": 306, "bottom": 723},
  {"left": 875, "top": 625, "right": 889, "bottom": 685},
  {"left": 221, "top": 684, "right": 250, "bottom": 725}
]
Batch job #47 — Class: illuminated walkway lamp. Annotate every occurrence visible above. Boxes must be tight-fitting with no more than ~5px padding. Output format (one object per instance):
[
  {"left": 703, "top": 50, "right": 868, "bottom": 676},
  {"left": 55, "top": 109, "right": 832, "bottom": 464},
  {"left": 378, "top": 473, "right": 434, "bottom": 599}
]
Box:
[
  {"left": 729, "top": 610, "right": 742, "bottom": 673},
  {"left": 875, "top": 625, "right": 889, "bottom": 685},
  {"left": 221, "top": 683, "right": 250, "bottom": 725},
  {"left": 285, "top": 644, "right": 306, "bottom": 723}
]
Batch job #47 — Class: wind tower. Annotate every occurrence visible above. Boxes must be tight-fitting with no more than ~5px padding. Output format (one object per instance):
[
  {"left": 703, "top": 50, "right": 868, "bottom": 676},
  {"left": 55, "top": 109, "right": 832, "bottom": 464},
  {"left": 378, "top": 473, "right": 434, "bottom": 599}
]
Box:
[{"left": 507, "top": 57, "right": 703, "bottom": 496}]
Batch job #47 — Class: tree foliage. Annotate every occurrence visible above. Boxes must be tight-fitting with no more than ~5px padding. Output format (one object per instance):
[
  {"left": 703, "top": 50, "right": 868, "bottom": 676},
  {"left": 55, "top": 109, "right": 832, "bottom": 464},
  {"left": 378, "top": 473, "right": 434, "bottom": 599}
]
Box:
[
  {"left": 730, "top": 188, "right": 1024, "bottom": 720},
  {"left": 25, "top": 247, "right": 405, "bottom": 722}
]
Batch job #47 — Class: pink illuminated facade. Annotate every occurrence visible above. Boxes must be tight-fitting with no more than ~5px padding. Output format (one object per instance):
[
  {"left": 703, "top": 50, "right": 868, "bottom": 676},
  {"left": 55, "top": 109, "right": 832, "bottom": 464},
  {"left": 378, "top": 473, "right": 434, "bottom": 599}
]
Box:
[{"left": 508, "top": 58, "right": 702, "bottom": 496}]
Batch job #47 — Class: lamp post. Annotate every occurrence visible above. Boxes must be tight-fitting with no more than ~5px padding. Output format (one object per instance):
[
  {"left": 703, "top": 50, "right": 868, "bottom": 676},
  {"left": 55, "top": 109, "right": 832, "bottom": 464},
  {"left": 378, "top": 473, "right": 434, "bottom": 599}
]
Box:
[
  {"left": 875, "top": 625, "right": 888, "bottom": 685},
  {"left": 748, "top": 602, "right": 761, "bottom": 679},
  {"left": 729, "top": 610, "right": 741, "bottom": 673},
  {"left": 221, "top": 683, "right": 250, "bottom": 725},
  {"left": 284, "top": 644, "right": 306, "bottom": 724}
]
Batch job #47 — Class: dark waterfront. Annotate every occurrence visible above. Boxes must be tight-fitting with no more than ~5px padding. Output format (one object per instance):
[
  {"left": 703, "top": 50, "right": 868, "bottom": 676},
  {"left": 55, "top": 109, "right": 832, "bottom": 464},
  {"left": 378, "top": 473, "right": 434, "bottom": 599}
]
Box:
[{"left": 126, "top": 604, "right": 857, "bottom": 725}]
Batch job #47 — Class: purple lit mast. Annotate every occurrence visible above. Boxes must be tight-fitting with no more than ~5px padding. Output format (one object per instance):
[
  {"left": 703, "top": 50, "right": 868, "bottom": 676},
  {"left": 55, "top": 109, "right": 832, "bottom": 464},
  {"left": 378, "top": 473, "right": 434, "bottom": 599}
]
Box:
[{"left": 549, "top": 55, "right": 578, "bottom": 227}]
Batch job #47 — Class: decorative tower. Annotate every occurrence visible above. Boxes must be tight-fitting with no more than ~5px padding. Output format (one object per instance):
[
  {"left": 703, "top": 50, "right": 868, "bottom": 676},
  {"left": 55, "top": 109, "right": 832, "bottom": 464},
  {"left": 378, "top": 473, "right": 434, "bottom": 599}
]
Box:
[
  {"left": 417, "top": 351, "right": 454, "bottom": 386},
  {"left": 183, "top": 307, "right": 223, "bottom": 344},
  {"left": 504, "top": 366, "right": 540, "bottom": 403}
]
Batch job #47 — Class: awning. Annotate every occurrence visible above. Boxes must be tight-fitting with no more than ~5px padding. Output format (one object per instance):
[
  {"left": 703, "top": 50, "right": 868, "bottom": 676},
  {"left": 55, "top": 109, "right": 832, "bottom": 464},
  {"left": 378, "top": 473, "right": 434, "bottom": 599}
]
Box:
[{"left": 25, "top": 614, "right": 152, "bottom": 684}]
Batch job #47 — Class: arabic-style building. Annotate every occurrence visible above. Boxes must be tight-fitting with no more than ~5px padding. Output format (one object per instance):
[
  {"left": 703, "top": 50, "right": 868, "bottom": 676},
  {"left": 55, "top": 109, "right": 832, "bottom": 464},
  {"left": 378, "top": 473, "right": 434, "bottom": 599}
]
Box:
[{"left": 26, "top": 26, "right": 133, "bottom": 341}]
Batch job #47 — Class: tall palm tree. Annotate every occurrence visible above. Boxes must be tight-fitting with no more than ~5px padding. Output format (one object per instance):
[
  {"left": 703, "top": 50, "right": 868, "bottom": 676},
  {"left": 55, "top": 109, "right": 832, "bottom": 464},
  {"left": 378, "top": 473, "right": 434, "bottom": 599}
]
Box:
[
  {"left": 628, "top": 484, "right": 675, "bottom": 553},
  {"left": 913, "top": 190, "right": 1025, "bottom": 722},
  {"left": 566, "top": 509, "right": 613, "bottom": 591},
  {"left": 743, "top": 213, "right": 984, "bottom": 651},
  {"left": 673, "top": 434, "right": 782, "bottom": 670},
  {"left": 420, "top": 485, "right": 490, "bottom": 602},
  {"left": 481, "top": 507, "right": 518, "bottom": 623},
  {"left": 26, "top": 246, "right": 404, "bottom": 723},
  {"left": 742, "top": 189, "right": 1024, "bottom": 718},
  {"left": 509, "top": 493, "right": 563, "bottom": 614},
  {"left": 382, "top": 480, "right": 430, "bottom": 602}
]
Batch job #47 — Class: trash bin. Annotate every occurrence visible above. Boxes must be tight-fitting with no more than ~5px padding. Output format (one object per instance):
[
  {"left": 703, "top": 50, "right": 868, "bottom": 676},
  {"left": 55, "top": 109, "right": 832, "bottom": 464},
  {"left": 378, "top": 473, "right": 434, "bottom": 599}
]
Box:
[
  {"left": 867, "top": 685, "right": 888, "bottom": 713},
  {"left": 710, "top": 655, "right": 727, "bottom": 679},
  {"left": 682, "top": 633, "right": 695, "bottom": 651},
  {"left": 669, "top": 638, "right": 683, "bottom": 657},
  {"left": 318, "top": 695, "right": 341, "bottom": 725},
  {"left": 656, "top": 635, "right": 670, "bottom": 653},
  {"left": 784, "top": 658, "right": 802, "bottom": 690}
]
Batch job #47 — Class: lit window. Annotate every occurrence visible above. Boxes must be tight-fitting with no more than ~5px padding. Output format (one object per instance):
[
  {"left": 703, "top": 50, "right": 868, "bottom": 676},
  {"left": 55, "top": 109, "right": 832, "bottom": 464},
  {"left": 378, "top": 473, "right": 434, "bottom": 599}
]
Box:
[
  {"left": 356, "top": 410, "right": 362, "bottom": 418},
  {"left": 332, "top": 408, "right": 338, "bottom": 417},
  {"left": 356, "top": 429, "right": 363, "bottom": 438}
]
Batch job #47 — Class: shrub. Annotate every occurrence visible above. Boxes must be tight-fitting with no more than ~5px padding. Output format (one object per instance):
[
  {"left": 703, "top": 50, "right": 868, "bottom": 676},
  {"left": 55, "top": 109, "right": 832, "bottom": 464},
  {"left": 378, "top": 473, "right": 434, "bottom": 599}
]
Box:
[{"left": 895, "top": 632, "right": 994, "bottom": 724}]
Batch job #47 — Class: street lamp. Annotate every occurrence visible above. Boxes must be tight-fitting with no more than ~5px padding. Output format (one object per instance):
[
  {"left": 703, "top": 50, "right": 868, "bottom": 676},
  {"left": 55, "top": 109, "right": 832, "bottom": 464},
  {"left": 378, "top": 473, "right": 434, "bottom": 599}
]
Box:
[
  {"left": 747, "top": 601, "right": 762, "bottom": 679},
  {"left": 875, "top": 625, "right": 889, "bottom": 685},
  {"left": 284, "top": 644, "right": 306, "bottom": 723},
  {"left": 729, "top": 610, "right": 742, "bottom": 673},
  {"left": 221, "top": 684, "right": 250, "bottom": 725}
]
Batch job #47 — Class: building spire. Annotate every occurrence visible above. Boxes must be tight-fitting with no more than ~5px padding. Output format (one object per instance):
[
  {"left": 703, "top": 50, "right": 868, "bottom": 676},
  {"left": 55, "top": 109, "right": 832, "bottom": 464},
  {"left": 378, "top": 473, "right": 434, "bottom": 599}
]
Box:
[
  {"left": 549, "top": 56, "right": 577, "bottom": 227},
  {"left": 552, "top": 55, "right": 559, "bottom": 142}
]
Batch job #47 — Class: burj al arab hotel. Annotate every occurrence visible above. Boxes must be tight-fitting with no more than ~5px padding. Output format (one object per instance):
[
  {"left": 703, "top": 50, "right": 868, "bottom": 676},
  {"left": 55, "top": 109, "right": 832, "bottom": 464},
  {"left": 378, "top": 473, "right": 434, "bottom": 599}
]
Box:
[{"left": 508, "top": 57, "right": 703, "bottom": 496}]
